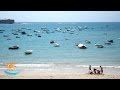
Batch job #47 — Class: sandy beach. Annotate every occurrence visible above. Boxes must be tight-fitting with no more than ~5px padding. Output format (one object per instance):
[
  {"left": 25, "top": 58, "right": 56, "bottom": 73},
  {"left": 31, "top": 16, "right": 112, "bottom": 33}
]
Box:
[{"left": 0, "top": 67, "right": 120, "bottom": 79}]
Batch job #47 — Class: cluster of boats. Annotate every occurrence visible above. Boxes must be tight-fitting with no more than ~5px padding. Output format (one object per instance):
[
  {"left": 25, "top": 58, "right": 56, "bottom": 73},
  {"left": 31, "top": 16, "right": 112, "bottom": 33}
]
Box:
[
  {"left": 76, "top": 39, "right": 114, "bottom": 49},
  {"left": 1, "top": 25, "right": 116, "bottom": 56},
  {"left": 1, "top": 25, "right": 95, "bottom": 41},
  {"left": 7, "top": 38, "right": 114, "bottom": 56}
]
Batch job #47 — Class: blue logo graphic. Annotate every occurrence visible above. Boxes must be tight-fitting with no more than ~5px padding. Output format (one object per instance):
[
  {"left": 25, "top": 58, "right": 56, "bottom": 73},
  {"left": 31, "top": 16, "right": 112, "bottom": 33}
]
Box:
[{"left": 4, "top": 70, "right": 20, "bottom": 76}]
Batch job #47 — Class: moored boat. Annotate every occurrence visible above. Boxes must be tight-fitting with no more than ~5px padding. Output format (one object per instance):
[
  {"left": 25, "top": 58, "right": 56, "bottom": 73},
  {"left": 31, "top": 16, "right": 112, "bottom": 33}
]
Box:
[
  {"left": 25, "top": 50, "right": 33, "bottom": 55},
  {"left": 95, "top": 44, "right": 104, "bottom": 48},
  {"left": 78, "top": 44, "right": 87, "bottom": 49},
  {"left": 53, "top": 43, "right": 60, "bottom": 47},
  {"left": 8, "top": 45, "right": 19, "bottom": 50}
]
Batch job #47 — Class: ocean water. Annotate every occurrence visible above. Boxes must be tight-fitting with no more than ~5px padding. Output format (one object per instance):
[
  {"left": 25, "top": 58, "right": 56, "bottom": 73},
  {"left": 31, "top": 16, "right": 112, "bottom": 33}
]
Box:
[{"left": 0, "top": 22, "right": 120, "bottom": 68}]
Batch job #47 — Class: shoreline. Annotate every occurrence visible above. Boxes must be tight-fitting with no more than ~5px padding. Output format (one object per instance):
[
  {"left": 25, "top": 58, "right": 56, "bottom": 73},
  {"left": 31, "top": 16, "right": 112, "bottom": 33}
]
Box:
[{"left": 0, "top": 65, "right": 120, "bottom": 79}]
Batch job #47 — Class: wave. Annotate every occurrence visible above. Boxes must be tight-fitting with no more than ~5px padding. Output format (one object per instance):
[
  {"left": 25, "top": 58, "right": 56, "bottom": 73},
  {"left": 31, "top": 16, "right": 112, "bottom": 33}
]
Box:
[
  {"left": 15, "top": 64, "right": 120, "bottom": 69},
  {"left": 1, "top": 63, "right": 120, "bottom": 69}
]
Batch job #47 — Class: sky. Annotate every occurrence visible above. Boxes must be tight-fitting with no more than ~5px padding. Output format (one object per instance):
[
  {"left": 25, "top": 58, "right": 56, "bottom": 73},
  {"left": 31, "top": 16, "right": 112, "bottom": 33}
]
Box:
[{"left": 0, "top": 11, "right": 120, "bottom": 22}]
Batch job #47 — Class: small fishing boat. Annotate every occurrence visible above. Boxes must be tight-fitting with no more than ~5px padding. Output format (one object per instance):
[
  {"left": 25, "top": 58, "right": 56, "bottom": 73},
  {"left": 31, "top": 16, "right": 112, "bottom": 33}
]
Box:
[
  {"left": 27, "top": 34, "right": 32, "bottom": 36},
  {"left": 78, "top": 44, "right": 87, "bottom": 49},
  {"left": 0, "top": 32, "right": 3, "bottom": 33},
  {"left": 38, "top": 35, "right": 41, "bottom": 37},
  {"left": 95, "top": 44, "right": 104, "bottom": 48},
  {"left": 108, "top": 40, "right": 113, "bottom": 43},
  {"left": 50, "top": 40, "right": 55, "bottom": 44},
  {"left": 25, "top": 50, "right": 33, "bottom": 55},
  {"left": 7, "top": 38, "right": 11, "bottom": 40},
  {"left": 16, "top": 36, "right": 20, "bottom": 38},
  {"left": 53, "top": 43, "right": 60, "bottom": 47},
  {"left": 21, "top": 31, "right": 27, "bottom": 35},
  {"left": 3, "top": 35, "right": 9, "bottom": 37},
  {"left": 104, "top": 42, "right": 111, "bottom": 45},
  {"left": 8, "top": 45, "right": 19, "bottom": 50}
]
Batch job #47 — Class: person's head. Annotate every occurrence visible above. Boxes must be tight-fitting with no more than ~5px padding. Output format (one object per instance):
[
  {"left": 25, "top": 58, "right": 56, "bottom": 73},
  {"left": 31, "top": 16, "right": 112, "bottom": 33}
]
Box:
[{"left": 100, "top": 66, "right": 101, "bottom": 67}]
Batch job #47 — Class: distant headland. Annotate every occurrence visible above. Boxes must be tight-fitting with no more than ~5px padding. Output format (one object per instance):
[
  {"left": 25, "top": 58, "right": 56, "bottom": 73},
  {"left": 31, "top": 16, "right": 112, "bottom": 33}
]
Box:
[{"left": 0, "top": 19, "right": 15, "bottom": 24}]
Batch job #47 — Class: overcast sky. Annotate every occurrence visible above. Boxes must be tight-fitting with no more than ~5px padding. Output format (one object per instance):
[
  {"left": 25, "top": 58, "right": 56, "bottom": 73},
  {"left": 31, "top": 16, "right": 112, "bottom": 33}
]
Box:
[{"left": 0, "top": 11, "right": 120, "bottom": 22}]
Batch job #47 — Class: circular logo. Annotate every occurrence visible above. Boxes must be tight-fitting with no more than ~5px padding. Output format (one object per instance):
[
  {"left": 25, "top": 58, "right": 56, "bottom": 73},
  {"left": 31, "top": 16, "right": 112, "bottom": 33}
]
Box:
[{"left": 4, "top": 63, "right": 20, "bottom": 76}]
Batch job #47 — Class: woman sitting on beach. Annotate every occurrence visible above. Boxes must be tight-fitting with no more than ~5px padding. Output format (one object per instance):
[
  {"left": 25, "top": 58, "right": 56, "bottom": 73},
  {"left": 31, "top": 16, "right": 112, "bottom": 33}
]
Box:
[
  {"left": 93, "top": 68, "right": 97, "bottom": 74},
  {"left": 93, "top": 68, "right": 102, "bottom": 75},
  {"left": 89, "top": 70, "right": 93, "bottom": 74},
  {"left": 96, "top": 69, "right": 100, "bottom": 74}
]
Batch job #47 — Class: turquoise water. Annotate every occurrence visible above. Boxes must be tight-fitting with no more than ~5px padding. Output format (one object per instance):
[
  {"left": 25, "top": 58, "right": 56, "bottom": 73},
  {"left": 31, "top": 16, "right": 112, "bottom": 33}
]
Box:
[{"left": 0, "top": 22, "right": 120, "bottom": 66}]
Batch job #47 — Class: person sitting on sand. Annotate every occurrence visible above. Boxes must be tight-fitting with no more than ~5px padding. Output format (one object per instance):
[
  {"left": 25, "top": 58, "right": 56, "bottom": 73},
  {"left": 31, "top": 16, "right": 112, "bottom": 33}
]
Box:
[
  {"left": 93, "top": 68, "right": 97, "bottom": 74},
  {"left": 89, "top": 69, "right": 93, "bottom": 74},
  {"left": 96, "top": 69, "right": 100, "bottom": 74},
  {"left": 100, "top": 66, "right": 103, "bottom": 74}
]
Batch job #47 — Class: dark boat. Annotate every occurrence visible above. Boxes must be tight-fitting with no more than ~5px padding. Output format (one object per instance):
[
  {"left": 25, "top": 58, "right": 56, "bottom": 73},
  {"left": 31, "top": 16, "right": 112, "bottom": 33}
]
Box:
[
  {"left": 95, "top": 44, "right": 104, "bottom": 48},
  {"left": 0, "top": 19, "right": 14, "bottom": 24},
  {"left": 104, "top": 42, "right": 111, "bottom": 45},
  {"left": 38, "top": 35, "right": 41, "bottom": 37},
  {"left": 8, "top": 45, "right": 19, "bottom": 50},
  {"left": 108, "top": 40, "right": 113, "bottom": 43},
  {"left": 50, "top": 40, "right": 55, "bottom": 44},
  {"left": 21, "top": 31, "right": 27, "bottom": 35}
]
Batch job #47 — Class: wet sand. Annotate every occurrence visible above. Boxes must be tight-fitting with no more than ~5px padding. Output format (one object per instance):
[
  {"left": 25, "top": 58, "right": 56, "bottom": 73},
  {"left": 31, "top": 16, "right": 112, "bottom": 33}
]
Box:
[{"left": 0, "top": 68, "right": 120, "bottom": 79}]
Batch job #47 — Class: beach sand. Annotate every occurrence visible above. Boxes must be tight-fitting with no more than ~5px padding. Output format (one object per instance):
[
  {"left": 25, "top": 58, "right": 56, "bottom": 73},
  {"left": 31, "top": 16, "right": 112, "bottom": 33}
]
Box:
[{"left": 0, "top": 68, "right": 120, "bottom": 79}]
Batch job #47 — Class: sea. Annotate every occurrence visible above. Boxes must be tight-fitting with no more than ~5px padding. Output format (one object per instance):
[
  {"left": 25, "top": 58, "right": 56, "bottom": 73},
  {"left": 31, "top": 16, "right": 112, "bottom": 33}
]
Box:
[{"left": 0, "top": 22, "right": 120, "bottom": 70}]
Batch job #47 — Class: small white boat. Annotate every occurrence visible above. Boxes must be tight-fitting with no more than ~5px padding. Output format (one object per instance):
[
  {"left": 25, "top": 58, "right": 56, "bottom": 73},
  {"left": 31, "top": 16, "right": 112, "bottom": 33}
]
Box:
[
  {"left": 56, "top": 28, "right": 61, "bottom": 32},
  {"left": 53, "top": 43, "right": 60, "bottom": 47},
  {"left": 25, "top": 50, "right": 33, "bottom": 55},
  {"left": 78, "top": 44, "right": 87, "bottom": 49}
]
